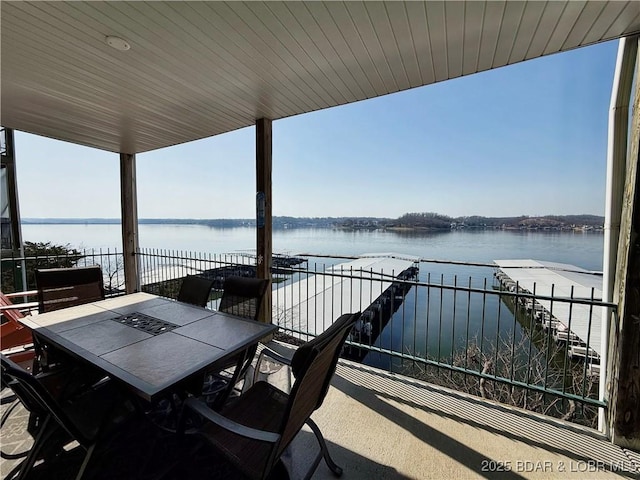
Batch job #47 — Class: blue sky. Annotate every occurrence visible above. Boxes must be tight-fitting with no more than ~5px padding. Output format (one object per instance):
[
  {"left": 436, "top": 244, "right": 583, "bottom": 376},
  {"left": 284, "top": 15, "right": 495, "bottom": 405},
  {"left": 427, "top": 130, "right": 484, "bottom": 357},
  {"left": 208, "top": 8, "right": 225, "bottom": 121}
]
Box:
[{"left": 15, "top": 40, "right": 617, "bottom": 220}]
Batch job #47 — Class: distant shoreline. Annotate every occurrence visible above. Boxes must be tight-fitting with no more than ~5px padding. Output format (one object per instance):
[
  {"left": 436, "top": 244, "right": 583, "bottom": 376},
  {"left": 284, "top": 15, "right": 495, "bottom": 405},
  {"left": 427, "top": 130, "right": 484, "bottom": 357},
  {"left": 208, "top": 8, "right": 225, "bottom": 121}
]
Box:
[{"left": 22, "top": 217, "right": 604, "bottom": 233}]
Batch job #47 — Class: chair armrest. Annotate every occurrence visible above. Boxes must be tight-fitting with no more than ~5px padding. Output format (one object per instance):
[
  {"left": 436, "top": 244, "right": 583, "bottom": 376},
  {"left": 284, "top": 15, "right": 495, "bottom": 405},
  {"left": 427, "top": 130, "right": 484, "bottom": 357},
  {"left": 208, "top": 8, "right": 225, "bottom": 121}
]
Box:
[
  {"left": 183, "top": 397, "right": 281, "bottom": 444},
  {"left": 260, "top": 346, "right": 293, "bottom": 366},
  {"left": 252, "top": 341, "right": 298, "bottom": 386},
  {"left": 4, "top": 290, "right": 38, "bottom": 298},
  {"left": 0, "top": 302, "right": 39, "bottom": 312}
]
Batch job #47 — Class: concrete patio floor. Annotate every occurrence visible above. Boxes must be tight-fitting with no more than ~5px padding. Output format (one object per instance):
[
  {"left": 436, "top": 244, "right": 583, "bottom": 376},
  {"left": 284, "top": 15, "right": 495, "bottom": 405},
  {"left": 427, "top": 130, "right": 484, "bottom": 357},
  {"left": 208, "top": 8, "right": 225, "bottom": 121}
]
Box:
[
  {"left": 2, "top": 358, "right": 639, "bottom": 479},
  {"left": 285, "top": 360, "right": 640, "bottom": 480}
]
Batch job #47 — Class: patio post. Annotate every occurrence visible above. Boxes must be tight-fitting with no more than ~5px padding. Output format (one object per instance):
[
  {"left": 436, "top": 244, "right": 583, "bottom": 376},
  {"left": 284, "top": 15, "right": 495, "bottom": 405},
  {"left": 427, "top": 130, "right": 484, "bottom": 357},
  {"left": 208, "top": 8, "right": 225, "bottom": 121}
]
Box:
[
  {"left": 601, "top": 36, "right": 638, "bottom": 432},
  {"left": 120, "top": 152, "right": 140, "bottom": 294},
  {"left": 608, "top": 36, "right": 640, "bottom": 450},
  {"left": 256, "top": 118, "right": 272, "bottom": 324},
  {"left": 0, "top": 128, "right": 27, "bottom": 292}
]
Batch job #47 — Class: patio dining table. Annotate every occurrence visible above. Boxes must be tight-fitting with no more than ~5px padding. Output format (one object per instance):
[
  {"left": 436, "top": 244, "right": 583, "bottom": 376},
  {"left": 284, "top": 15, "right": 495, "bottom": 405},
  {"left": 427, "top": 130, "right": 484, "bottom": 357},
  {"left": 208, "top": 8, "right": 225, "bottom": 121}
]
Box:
[{"left": 18, "top": 292, "right": 277, "bottom": 403}]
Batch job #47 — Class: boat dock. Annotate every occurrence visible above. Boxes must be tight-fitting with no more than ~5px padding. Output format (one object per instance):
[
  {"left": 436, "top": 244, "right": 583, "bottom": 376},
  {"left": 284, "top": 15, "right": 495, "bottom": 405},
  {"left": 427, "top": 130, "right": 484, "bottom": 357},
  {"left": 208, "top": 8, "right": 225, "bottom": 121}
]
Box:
[
  {"left": 493, "top": 259, "right": 603, "bottom": 368},
  {"left": 272, "top": 254, "right": 420, "bottom": 350},
  {"left": 139, "top": 252, "right": 307, "bottom": 291}
]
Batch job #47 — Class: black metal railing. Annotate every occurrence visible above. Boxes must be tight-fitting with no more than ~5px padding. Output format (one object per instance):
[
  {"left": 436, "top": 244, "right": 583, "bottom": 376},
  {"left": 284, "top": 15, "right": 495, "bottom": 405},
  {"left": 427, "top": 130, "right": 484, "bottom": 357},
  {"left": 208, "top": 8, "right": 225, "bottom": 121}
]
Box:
[{"left": 1, "top": 247, "right": 612, "bottom": 428}]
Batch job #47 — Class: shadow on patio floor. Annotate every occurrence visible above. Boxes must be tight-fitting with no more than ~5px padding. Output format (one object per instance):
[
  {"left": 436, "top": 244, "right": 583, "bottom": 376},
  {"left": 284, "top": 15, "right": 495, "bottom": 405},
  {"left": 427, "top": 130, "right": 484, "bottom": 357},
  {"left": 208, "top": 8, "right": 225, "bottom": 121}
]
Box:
[
  {"left": 1, "top": 389, "right": 404, "bottom": 480},
  {"left": 3, "top": 404, "right": 244, "bottom": 480}
]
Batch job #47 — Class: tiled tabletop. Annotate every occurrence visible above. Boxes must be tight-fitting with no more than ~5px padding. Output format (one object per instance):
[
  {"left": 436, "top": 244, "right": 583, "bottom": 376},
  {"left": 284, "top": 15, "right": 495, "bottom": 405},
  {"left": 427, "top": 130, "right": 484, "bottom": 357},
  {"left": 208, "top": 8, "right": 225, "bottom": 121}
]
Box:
[{"left": 19, "top": 292, "right": 276, "bottom": 402}]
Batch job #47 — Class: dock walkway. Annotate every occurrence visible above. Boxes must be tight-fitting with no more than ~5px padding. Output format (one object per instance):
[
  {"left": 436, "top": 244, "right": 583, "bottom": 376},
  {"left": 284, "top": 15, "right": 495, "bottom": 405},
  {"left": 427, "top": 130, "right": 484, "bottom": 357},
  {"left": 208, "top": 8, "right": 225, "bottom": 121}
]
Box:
[
  {"left": 272, "top": 254, "right": 419, "bottom": 340},
  {"left": 494, "top": 259, "right": 604, "bottom": 363}
]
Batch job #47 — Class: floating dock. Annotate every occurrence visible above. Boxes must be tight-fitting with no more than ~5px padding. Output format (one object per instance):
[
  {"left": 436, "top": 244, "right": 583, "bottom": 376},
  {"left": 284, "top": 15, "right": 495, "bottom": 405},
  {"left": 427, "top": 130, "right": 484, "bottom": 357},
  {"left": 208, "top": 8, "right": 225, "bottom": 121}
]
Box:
[
  {"left": 139, "top": 252, "right": 307, "bottom": 290},
  {"left": 272, "top": 254, "right": 420, "bottom": 347},
  {"left": 493, "top": 259, "right": 603, "bottom": 366}
]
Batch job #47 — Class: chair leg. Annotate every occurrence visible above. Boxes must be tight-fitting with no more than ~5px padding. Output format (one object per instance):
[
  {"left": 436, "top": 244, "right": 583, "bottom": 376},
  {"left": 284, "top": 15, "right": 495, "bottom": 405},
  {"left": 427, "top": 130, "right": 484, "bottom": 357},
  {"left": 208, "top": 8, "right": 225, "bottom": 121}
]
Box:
[
  {"left": 211, "top": 348, "right": 253, "bottom": 411},
  {"left": 306, "top": 418, "right": 342, "bottom": 478},
  {"left": 14, "top": 414, "right": 54, "bottom": 480},
  {"left": 74, "top": 443, "right": 95, "bottom": 480}
]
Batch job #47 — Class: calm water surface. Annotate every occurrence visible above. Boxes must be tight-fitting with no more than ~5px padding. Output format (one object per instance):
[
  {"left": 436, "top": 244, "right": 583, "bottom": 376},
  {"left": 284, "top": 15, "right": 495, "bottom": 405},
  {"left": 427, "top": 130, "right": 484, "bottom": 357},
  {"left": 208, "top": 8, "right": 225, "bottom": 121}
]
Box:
[
  {"left": 19, "top": 223, "right": 605, "bottom": 370},
  {"left": 21, "top": 224, "right": 604, "bottom": 271}
]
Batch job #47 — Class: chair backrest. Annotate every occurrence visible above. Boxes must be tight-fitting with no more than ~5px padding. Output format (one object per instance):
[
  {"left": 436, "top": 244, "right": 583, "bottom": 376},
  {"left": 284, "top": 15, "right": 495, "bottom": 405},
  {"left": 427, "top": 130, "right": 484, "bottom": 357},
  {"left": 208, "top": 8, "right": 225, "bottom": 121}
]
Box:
[
  {"left": 0, "top": 353, "right": 91, "bottom": 445},
  {"left": 177, "top": 275, "right": 215, "bottom": 308},
  {"left": 218, "top": 276, "right": 269, "bottom": 321},
  {"left": 35, "top": 266, "right": 105, "bottom": 313},
  {"left": 277, "top": 312, "right": 359, "bottom": 455}
]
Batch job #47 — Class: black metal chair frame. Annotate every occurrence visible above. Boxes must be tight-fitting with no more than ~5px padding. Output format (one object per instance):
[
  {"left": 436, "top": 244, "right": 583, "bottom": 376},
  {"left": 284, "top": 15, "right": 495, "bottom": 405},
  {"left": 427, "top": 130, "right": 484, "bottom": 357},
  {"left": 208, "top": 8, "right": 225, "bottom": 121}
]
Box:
[
  {"left": 35, "top": 265, "right": 105, "bottom": 314},
  {"left": 204, "top": 276, "right": 270, "bottom": 408},
  {"left": 33, "top": 266, "right": 105, "bottom": 372},
  {"left": 179, "top": 312, "right": 360, "bottom": 480},
  {"left": 177, "top": 275, "right": 215, "bottom": 308},
  {"left": 218, "top": 275, "right": 270, "bottom": 321},
  {"left": 0, "top": 354, "right": 123, "bottom": 480}
]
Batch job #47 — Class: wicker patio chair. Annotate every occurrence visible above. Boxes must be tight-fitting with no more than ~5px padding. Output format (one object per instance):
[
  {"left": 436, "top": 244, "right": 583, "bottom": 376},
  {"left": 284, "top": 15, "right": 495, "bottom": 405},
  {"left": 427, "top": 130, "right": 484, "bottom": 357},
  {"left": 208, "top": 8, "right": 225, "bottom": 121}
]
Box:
[
  {"left": 177, "top": 275, "right": 215, "bottom": 308},
  {"left": 179, "top": 312, "right": 360, "bottom": 480},
  {"left": 1, "top": 354, "right": 130, "bottom": 480},
  {"left": 35, "top": 265, "right": 104, "bottom": 313}
]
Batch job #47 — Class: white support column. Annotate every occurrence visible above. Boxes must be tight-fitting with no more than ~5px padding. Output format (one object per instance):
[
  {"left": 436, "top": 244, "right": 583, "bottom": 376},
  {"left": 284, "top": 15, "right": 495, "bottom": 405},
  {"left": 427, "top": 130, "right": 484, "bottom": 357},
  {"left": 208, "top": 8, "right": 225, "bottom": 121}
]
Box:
[
  {"left": 120, "top": 152, "right": 140, "bottom": 293},
  {"left": 600, "top": 36, "right": 638, "bottom": 432}
]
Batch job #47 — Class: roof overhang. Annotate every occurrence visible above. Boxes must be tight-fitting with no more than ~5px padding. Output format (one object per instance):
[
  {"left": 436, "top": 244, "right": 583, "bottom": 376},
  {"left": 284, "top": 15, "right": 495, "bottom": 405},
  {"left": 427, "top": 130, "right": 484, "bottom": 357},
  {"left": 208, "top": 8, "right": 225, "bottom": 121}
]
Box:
[{"left": 2, "top": 1, "right": 639, "bottom": 154}]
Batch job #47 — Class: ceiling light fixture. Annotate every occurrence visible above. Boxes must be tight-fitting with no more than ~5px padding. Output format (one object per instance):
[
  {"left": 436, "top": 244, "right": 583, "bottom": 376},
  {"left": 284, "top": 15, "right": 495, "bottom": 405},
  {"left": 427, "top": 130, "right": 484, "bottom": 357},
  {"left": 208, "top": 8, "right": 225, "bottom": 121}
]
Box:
[{"left": 105, "top": 36, "right": 131, "bottom": 51}]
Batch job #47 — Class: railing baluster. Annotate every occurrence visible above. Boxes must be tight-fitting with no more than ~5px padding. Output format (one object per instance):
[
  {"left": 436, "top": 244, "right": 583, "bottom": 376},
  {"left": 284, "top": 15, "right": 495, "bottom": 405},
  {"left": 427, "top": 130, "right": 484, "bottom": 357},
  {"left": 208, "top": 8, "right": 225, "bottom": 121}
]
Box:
[{"left": 3, "top": 248, "right": 612, "bottom": 414}]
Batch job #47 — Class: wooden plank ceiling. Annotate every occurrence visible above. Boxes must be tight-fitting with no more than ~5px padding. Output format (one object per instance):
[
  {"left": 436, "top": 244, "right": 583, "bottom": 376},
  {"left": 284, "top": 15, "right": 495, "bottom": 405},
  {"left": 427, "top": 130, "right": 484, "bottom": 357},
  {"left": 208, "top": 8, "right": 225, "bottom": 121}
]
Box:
[{"left": 1, "top": 1, "right": 639, "bottom": 154}]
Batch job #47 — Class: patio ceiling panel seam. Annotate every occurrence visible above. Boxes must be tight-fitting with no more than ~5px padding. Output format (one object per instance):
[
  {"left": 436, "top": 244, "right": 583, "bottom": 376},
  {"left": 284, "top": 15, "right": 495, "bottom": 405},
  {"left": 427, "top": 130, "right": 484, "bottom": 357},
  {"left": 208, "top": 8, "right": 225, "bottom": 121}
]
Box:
[
  {"left": 562, "top": 1, "right": 609, "bottom": 51},
  {"left": 507, "top": 2, "right": 545, "bottom": 64},
  {"left": 373, "top": 3, "right": 422, "bottom": 90},
  {"left": 359, "top": 1, "right": 410, "bottom": 92},
  {"left": 404, "top": 2, "right": 436, "bottom": 85},
  {"left": 6, "top": 109, "right": 132, "bottom": 152},
  {"left": 98, "top": 1, "right": 257, "bottom": 126},
  {"left": 151, "top": 2, "right": 277, "bottom": 119},
  {"left": 266, "top": 1, "right": 356, "bottom": 104},
  {"left": 509, "top": 1, "right": 546, "bottom": 65},
  {"left": 425, "top": 2, "right": 450, "bottom": 82},
  {"left": 6, "top": 2, "right": 251, "bottom": 138},
  {"left": 256, "top": 1, "right": 348, "bottom": 107},
  {"left": 185, "top": 1, "right": 303, "bottom": 118},
  {"left": 602, "top": 2, "right": 640, "bottom": 40},
  {"left": 214, "top": 2, "right": 321, "bottom": 114},
  {"left": 163, "top": 1, "right": 295, "bottom": 119},
  {"left": 303, "top": 1, "right": 377, "bottom": 99},
  {"left": 0, "top": 40, "right": 228, "bottom": 143},
  {"left": 281, "top": 1, "right": 364, "bottom": 101},
  {"left": 543, "top": 1, "right": 586, "bottom": 55},
  {"left": 341, "top": 2, "right": 395, "bottom": 94},
  {"left": 462, "top": 0, "right": 485, "bottom": 75},
  {"left": 523, "top": 1, "right": 567, "bottom": 60},
  {"left": 444, "top": 1, "right": 465, "bottom": 80},
  {"left": 475, "top": 1, "right": 504, "bottom": 72},
  {"left": 493, "top": 1, "right": 527, "bottom": 67},
  {"left": 401, "top": 2, "right": 427, "bottom": 86},
  {"left": 16, "top": 2, "right": 245, "bottom": 126},
  {"left": 583, "top": 1, "right": 633, "bottom": 46},
  {"left": 326, "top": 2, "right": 388, "bottom": 96},
  {"left": 226, "top": 1, "right": 328, "bottom": 112}
]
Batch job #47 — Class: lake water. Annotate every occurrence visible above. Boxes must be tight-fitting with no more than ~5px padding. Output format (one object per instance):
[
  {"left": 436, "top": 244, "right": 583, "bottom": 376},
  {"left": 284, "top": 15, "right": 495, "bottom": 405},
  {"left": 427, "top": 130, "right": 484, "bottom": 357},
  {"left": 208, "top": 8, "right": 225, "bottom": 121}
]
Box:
[
  {"left": 21, "top": 223, "right": 604, "bottom": 271},
  {"left": 19, "top": 223, "right": 605, "bottom": 373}
]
